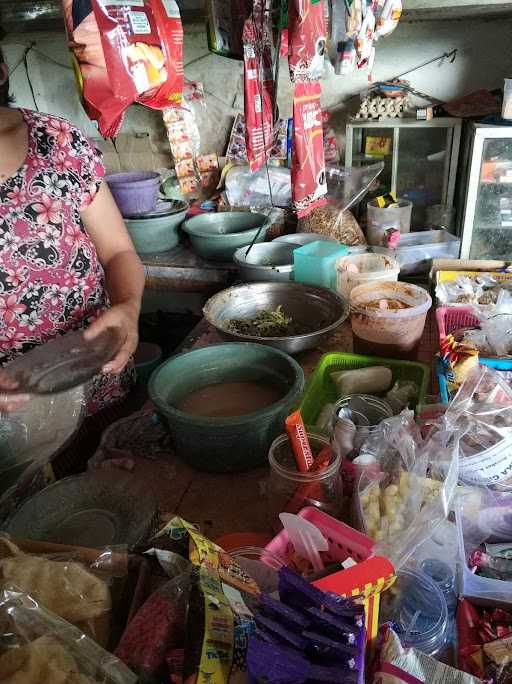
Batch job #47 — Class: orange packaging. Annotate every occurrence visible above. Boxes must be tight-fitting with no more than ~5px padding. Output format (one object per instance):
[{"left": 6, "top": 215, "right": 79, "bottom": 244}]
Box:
[{"left": 285, "top": 410, "right": 314, "bottom": 472}]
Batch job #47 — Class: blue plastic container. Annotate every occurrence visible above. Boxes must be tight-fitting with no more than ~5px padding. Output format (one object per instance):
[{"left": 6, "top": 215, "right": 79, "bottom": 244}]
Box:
[{"left": 293, "top": 241, "right": 349, "bottom": 290}]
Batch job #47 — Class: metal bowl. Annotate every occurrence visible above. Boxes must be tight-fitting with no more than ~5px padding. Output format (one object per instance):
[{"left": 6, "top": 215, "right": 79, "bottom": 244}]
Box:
[
  {"left": 233, "top": 242, "right": 297, "bottom": 282},
  {"left": 203, "top": 282, "right": 349, "bottom": 354},
  {"left": 273, "top": 233, "right": 339, "bottom": 247}
]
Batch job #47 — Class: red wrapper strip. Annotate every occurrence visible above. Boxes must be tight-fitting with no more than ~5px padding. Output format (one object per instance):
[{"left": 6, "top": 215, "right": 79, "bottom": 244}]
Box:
[
  {"left": 285, "top": 410, "right": 314, "bottom": 473},
  {"left": 243, "top": 15, "right": 274, "bottom": 172},
  {"left": 283, "top": 446, "right": 332, "bottom": 514},
  {"left": 291, "top": 81, "right": 327, "bottom": 217},
  {"left": 288, "top": 0, "right": 326, "bottom": 82}
]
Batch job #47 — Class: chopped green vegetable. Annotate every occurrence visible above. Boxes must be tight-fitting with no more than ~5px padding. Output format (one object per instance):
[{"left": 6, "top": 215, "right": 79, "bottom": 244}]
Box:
[{"left": 227, "top": 306, "right": 303, "bottom": 337}]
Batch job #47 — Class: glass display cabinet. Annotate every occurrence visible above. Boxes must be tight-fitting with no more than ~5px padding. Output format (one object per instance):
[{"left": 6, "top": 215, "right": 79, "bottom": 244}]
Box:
[
  {"left": 457, "top": 123, "right": 512, "bottom": 260},
  {"left": 345, "top": 117, "right": 462, "bottom": 230}
]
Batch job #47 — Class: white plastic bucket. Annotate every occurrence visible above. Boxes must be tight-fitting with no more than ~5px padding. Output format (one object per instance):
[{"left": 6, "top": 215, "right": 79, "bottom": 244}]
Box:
[
  {"left": 366, "top": 199, "right": 412, "bottom": 246},
  {"left": 349, "top": 281, "right": 432, "bottom": 359},
  {"left": 336, "top": 253, "right": 399, "bottom": 299}
]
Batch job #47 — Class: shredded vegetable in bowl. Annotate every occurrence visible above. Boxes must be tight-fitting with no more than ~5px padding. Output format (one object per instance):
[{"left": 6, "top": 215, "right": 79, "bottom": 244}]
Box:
[{"left": 227, "top": 306, "right": 308, "bottom": 337}]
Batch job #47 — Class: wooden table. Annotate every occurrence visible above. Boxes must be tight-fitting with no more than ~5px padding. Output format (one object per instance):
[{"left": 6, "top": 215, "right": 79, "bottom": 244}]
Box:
[
  {"left": 124, "top": 314, "right": 437, "bottom": 543},
  {"left": 142, "top": 244, "right": 237, "bottom": 295}
]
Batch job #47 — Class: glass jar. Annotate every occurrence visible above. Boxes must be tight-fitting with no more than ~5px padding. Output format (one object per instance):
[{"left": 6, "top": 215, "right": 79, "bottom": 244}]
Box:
[{"left": 267, "top": 432, "right": 343, "bottom": 529}]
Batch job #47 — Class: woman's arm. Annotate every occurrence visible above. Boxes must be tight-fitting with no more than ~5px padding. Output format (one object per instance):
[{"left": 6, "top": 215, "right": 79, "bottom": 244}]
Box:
[{"left": 81, "top": 182, "right": 145, "bottom": 374}]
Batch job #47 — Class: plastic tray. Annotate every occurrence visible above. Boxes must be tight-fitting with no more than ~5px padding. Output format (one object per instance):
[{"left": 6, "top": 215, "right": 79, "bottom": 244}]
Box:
[
  {"left": 372, "top": 230, "right": 460, "bottom": 276},
  {"left": 265, "top": 506, "right": 374, "bottom": 565},
  {"left": 300, "top": 352, "right": 430, "bottom": 427}
]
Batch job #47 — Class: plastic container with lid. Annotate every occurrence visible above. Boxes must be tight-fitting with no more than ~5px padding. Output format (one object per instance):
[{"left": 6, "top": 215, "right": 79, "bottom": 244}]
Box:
[
  {"left": 336, "top": 253, "right": 399, "bottom": 299},
  {"left": 366, "top": 199, "right": 412, "bottom": 246},
  {"left": 267, "top": 432, "right": 343, "bottom": 528},
  {"left": 349, "top": 281, "right": 432, "bottom": 360},
  {"left": 293, "top": 241, "right": 349, "bottom": 290},
  {"left": 380, "top": 566, "right": 449, "bottom": 657},
  {"left": 371, "top": 229, "right": 460, "bottom": 276}
]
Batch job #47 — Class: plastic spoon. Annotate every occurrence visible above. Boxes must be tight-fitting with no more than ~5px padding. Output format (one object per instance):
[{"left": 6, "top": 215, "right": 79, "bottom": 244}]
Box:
[{"left": 279, "top": 513, "right": 328, "bottom": 572}]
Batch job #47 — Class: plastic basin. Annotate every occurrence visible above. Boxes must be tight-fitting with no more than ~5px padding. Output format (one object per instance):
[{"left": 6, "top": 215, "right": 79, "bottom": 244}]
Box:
[
  {"left": 182, "top": 212, "right": 270, "bottom": 262},
  {"left": 107, "top": 172, "right": 160, "bottom": 217},
  {"left": 124, "top": 200, "right": 188, "bottom": 254},
  {"left": 148, "top": 342, "right": 304, "bottom": 473},
  {"left": 350, "top": 281, "right": 432, "bottom": 359}
]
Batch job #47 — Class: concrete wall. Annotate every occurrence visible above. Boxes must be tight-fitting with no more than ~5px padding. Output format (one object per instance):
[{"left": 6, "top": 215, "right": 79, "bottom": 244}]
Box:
[{"left": 5, "top": 16, "right": 512, "bottom": 161}]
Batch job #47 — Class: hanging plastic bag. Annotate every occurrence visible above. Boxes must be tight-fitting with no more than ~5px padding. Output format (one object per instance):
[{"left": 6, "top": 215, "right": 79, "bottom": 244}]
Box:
[
  {"left": 243, "top": 6, "right": 274, "bottom": 173},
  {"left": 288, "top": 0, "right": 327, "bottom": 82},
  {"left": 163, "top": 81, "right": 220, "bottom": 197},
  {"left": 63, "top": 0, "right": 184, "bottom": 137}
]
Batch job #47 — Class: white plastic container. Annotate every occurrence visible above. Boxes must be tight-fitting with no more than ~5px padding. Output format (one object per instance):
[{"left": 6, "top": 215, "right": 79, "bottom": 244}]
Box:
[
  {"left": 349, "top": 281, "right": 432, "bottom": 359},
  {"left": 366, "top": 199, "right": 413, "bottom": 246},
  {"left": 371, "top": 230, "right": 461, "bottom": 276},
  {"left": 336, "top": 253, "right": 399, "bottom": 298}
]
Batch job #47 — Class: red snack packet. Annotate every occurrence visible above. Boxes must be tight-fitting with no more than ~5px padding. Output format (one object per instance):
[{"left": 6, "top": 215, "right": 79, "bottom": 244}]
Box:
[
  {"left": 286, "top": 410, "right": 314, "bottom": 473},
  {"left": 291, "top": 81, "right": 327, "bottom": 217},
  {"left": 288, "top": 0, "right": 326, "bottom": 82},
  {"left": 64, "top": 0, "right": 184, "bottom": 137},
  {"left": 457, "top": 598, "right": 486, "bottom": 679},
  {"left": 242, "top": 10, "right": 274, "bottom": 172}
]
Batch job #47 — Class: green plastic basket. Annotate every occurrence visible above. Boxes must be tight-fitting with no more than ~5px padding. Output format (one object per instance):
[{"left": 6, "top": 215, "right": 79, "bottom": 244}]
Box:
[{"left": 299, "top": 352, "right": 430, "bottom": 428}]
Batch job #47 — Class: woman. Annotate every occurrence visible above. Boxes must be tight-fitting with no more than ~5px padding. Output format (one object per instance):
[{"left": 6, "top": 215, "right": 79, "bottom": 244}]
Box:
[{"left": 0, "top": 48, "right": 144, "bottom": 414}]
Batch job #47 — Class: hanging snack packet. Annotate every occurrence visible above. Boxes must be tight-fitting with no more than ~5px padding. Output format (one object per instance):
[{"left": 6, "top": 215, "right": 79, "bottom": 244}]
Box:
[
  {"left": 292, "top": 81, "right": 327, "bottom": 216},
  {"left": 243, "top": 8, "right": 274, "bottom": 172},
  {"left": 92, "top": 0, "right": 183, "bottom": 105},
  {"left": 288, "top": 0, "right": 327, "bottom": 82},
  {"left": 65, "top": 0, "right": 183, "bottom": 137}
]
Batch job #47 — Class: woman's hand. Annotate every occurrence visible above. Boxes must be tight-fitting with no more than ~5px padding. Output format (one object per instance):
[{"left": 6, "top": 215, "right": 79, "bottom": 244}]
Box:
[
  {"left": 84, "top": 301, "right": 139, "bottom": 375},
  {"left": 0, "top": 370, "right": 31, "bottom": 413}
]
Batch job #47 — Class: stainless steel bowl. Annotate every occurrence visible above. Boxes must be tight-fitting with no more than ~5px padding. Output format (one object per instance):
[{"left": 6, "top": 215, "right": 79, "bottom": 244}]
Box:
[
  {"left": 203, "top": 282, "right": 349, "bottom": 354},
  {"left": 233, "top": 242, "right": 297, "bottom": 282},
  {"left": 273, "top": 233, "right": 339, "bottom": 247}
]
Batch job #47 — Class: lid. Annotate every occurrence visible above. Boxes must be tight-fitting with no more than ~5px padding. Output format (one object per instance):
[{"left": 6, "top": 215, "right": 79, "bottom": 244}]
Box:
[
  {"left": 4, "top": 327, "right": 123, "bottom": 395},
  {"left": 124, "top": 199, "right": 188, "bottom": 220}
]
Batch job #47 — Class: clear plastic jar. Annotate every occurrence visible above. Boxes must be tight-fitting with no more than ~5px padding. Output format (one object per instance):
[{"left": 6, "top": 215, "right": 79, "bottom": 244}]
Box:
[
  {"left": 267, "top": 432, "right": 343, "bottom": 528},
  {"left": 230, "top": 546, "right": 283, "bottom": 594}
]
